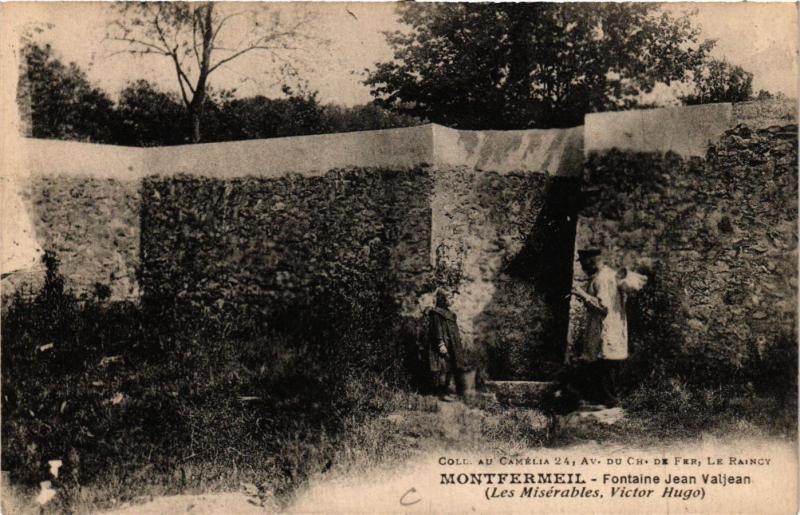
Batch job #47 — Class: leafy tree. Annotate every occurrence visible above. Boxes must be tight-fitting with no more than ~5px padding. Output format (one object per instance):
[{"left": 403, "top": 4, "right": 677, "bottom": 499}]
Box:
[
  {"left": 19, "top": 42, "right": 117, "bottom": 142},
  {"left": 215, "top": 86, "right": 326, "bottom": 141},
  {"left": 366, "top": 4, "right": 714, "bottom": 129},
  {"left": 18, "top": 38, "right": 418, "bottom": 146},
  {"left": 320, "top": 103, "right": 422, "bottom": 133},
  {"left": 755, "top": 90, "right": 774, "bottom": 101},
  {"left": 107, "top": 2, "right": 318, "bottom": 143},
  {"left": 682, "top": 59, "right": 754, "bottom": 105},
  {"left": 115, "top": 80, "right": 189, "bottom": 146},
  {"left": 114, "top": 80, "right": 236, "bottom": 145},
  {"left": 217, "top": 93, "right": 422, "bottom": 141}
]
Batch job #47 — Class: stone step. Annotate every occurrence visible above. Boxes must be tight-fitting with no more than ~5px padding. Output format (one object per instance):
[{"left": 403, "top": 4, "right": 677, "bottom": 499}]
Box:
[{"left": 485, "top": 380, "right": 555, "bottom": 407}]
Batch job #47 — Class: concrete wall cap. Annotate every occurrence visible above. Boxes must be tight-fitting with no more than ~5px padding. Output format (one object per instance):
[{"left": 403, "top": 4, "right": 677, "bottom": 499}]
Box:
[
  {"left": 584, "top": 102, "right": 733, "bottom": 158},
  {"left": 16, "top": 123, "right": 584, "bottom": 180}
]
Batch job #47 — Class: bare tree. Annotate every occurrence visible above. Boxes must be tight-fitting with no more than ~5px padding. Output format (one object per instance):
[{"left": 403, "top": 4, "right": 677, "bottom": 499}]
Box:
[{"left": 107, "top": 2, "right": 317, "bottom": 143}]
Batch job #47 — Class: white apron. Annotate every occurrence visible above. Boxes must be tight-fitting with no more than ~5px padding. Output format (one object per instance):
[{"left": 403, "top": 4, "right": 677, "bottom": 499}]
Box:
[{"left": 584, "top": 265, "right": 629, "bottom": 361}]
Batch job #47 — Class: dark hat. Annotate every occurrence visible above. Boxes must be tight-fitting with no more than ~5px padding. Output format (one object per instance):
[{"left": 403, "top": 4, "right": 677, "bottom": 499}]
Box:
[
  {"left": 435, "top": 290, "right": 449, "bottom": 308},
  {"left": 577, "top": 249, "right": 602, "bottom": 261}
]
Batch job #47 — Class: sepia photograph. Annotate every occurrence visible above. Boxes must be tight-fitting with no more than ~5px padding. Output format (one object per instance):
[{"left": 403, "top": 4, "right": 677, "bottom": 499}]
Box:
[{"left": 0, "top": 2, "right": 797, "bottom": 513}]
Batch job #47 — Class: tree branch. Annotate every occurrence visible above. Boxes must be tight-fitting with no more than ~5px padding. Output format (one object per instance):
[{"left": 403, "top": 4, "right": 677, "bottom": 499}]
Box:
[
  {"left": 192, "top": 11, "right": 202, "bottom": 69},
  {"left": 208, "top": 31, "right": 301, "bottom": 74},
  {"left": 152, "top": 8, "right": 197, "bottom": 103},
  {"left": 211, "top": 11, "right": 248, "bottom": 45},
  {"left": 207, "top": 45, "right": 267, "bottom": 73},
  {"left": 153, "top": 11, "right": 176, "bottom": 60},
  {"left": 174, "top": 58, "right": 192, "bottom": 107},
  {"left": 107, "top": 36, "right": 170, "bottom": 56}
]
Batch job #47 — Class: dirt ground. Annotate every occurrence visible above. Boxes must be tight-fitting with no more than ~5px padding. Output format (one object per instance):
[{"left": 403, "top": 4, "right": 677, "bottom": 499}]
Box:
[
  {"left": 104, "top": 399, "right": 797, "bottom": 514},
  {"left": 5, "top": 399, "right": 796, "bottom": 514},
  {"left": 96, "top": 438, "right": 797, "bottom": 515}
]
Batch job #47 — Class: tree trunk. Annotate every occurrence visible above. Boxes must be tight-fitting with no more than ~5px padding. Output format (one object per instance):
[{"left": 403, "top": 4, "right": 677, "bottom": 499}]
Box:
[
  {"left": 189, "top": 83, "right": 207, "bottom": 143},
  {"left": 190, "top": 108, "right": 201, "bottom": 143},
  {"left": 187, "top": 2, "right": 214, "bottom": 144},
  {"left": 188, "top": 70, "right": 207, "bottom": 143}
]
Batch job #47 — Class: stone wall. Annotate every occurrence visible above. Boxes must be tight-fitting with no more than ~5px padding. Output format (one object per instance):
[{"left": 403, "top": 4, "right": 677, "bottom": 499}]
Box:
[
  {"left": 433, "top": 125, "right": 583, "bottom": 176},
  {"left": 4, "top": 126, "right": 436, "bottom": 304},
  {"left": 6, "top": 124, "right": 582, "bottom": 380},
  {"left": 140, "top": 167, "right": 432, "bottom": 321},
  {"left": 569, "top": 100, "right": 797, "bottom": 375},
  {"left": 18, "top": 175, "right": 140, "bottom": 300},
  {"left": 429, "top": 169, "right": 578, "bottom": 378},
  {"left": 12, "top": 100, "right": 794, "bottom": 381},
  {"left": 140, "top": 163, "right": 579, "bottom": 378},
  {"left": 423, "top": 126, "right": 583, "bottom": 377},
  {"left": 4, "top": 140, "right": 146, "bottom": 302}
]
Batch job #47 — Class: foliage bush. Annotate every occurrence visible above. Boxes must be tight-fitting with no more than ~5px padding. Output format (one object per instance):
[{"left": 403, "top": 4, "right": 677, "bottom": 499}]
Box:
[
  {"left": 624, "top": 376, "right": 797, "bottom": 439},
  {"left": 681, "top": 59, "right": 754, "bottom": 105},
  {"left": 1, "top": 252, "right": 413, "bottom": 510},
  {"left": 366, "top": 3, "right": 716, "bottom": 129},
  {"left": 20, "top": 42, "right": 118, "bottom": 143},
  {"left": 21, "top": 42, "right": 422, "bottom": 146}
]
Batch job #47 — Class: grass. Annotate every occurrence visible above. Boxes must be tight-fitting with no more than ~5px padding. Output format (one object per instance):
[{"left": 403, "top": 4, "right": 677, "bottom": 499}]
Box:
[
  {"left": 3, "top": 374, "right": 795, "bottom": 513},
  {"left": 533, "top": 377, "right": 798, "bottom": 449},
  {"left": 2, "top": 255, "right": 796, "bottom": 513},
  {"left": 1, "top": 254, "right": 417, "bottom": 513}
]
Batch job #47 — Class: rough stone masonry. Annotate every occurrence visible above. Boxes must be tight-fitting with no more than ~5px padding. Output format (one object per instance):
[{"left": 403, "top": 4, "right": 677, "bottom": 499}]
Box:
[
  {"left": 568, "top": 100, "right": 797, "bottom": 374},
  {"left": 3, "top": 100, "right": 796, "bottom": 380},
  {"left": 5, "top": 124, "right": 582, "bottom": 379}
]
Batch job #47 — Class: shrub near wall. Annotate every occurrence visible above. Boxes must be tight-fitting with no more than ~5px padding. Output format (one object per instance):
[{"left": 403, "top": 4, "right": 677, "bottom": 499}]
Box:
[
  {"left": 578, "top": 120, "right": 797, "bottom": 387},
  {"left": 0, "top": 248, "right": 414, "bottom": 506},
  {"left": 140, "top": 167, "right": 433, "bottom": 332}
]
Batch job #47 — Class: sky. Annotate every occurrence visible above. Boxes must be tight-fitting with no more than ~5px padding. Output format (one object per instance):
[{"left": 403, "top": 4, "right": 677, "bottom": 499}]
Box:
[{"left": 4, "top": 2, "right": 798, "bottom": 106}]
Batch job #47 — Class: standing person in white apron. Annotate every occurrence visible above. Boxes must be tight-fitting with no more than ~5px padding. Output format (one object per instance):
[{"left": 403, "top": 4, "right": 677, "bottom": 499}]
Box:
[{"left": 572, "top": 249, "right": 647, "bottom": 407}]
